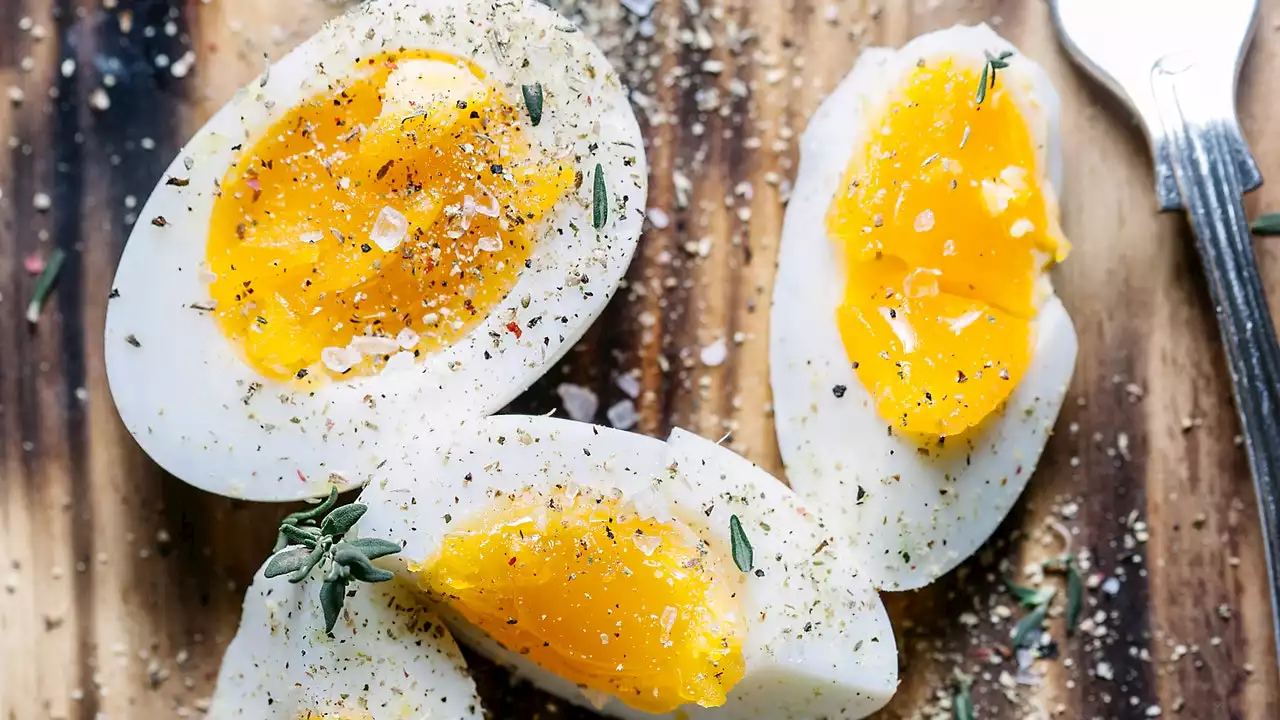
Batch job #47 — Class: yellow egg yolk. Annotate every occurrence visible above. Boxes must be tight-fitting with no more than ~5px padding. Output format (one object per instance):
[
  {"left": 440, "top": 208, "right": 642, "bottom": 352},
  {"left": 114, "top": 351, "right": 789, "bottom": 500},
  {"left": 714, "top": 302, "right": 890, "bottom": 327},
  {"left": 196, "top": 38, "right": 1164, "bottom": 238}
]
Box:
[
  {"left": 827, "top": 58, "right": 1068, "bottom": 437},
  {"left": 207, "top": 52, "right": 574, "bottom": 382},
  {"left": 418, "top": 489, "right": 746, "bottom": 713}
]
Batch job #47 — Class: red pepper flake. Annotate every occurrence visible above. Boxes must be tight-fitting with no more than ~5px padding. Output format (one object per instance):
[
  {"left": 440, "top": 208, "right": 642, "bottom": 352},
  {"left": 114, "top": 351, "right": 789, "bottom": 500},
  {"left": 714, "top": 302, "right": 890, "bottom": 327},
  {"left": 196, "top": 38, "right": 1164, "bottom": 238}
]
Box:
[
  {"left": 23, "top": 252, "right": 46, "bottom": 275},
  {"left": 297, "top": 470, "right": 308, "bottom": 483},
  {"left": 151, "top": 216, "right": 168, "bottom": 227},
  {"left": 505, "top": 321, "right": 523, "bottom": 339},
  {"left": 508, "top": 556, "right": 517, "bottom": 566}
]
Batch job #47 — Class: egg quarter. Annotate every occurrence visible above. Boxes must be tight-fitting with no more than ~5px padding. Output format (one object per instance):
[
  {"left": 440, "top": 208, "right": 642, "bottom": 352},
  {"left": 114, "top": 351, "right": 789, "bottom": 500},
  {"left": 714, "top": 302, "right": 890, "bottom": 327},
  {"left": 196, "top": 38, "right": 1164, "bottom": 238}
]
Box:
[
  {"left": 209, "top": 561, "right": 483, "bottom": 719},
  {"left": 353, "top": 415, "right": 899, "bottom": 719},
  {"left": 103, "top": 0, "right": 647, "bottom": 502},
  {"left": 770, "top": 24, "right": 1079, "bottom": 590}
]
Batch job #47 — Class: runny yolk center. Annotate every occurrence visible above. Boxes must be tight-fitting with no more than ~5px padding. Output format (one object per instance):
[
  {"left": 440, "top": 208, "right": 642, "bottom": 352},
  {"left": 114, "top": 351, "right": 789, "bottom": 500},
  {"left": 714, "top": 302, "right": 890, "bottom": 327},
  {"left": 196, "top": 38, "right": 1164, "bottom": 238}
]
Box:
[
  {"left": 418, "top": 489, "right": 746, "bottom": 714},
  {"left": 827, "top": 58, "right": 1069, "bottom": 437},
  {"left": 207, "top": 52, "right": 573, "bottom": 382}
]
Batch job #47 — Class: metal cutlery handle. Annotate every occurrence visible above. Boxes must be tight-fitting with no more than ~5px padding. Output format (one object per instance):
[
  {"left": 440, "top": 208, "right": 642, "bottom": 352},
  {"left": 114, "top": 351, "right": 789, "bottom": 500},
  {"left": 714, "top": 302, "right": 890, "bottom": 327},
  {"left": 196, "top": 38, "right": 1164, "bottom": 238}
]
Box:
[{"left": 1154, "top": 65, "right": 1280, "bottom": 639}]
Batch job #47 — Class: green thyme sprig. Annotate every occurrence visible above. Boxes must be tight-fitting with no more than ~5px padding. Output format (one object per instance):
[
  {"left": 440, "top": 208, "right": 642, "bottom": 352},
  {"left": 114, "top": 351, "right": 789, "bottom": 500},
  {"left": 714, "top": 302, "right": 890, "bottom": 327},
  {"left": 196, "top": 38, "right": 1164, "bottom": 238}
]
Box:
[
  {"left": 265, "top": 487, "right": 402, "bottom": 632},
  {"left": 975, "top": 50, "right": 1014, "bottom": 106},
  {"left": 1006, "top": 553, "right": 1085, "bottom": 651}
]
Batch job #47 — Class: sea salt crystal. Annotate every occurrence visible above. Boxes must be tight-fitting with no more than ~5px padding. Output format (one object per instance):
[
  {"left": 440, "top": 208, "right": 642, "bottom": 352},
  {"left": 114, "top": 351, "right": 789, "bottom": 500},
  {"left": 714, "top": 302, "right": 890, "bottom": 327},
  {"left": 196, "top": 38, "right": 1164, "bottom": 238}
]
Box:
[
  {"left": 700, "top": 337, "right": 727, "bottom": 367},
  {"left": 646, "top": 208, "right": 670, "bottom": 229},
  {"left": 370, "top": 206, "right": 408, "bottom": 252},
  {"left": 349, "top": 335, "right": 401, "bottom": 356},
  {"left": 621, "top": 0, "right": 656, "bottom": 17},
  {"left": 607, "top": 400, "right": 638, "bottom": 430},
  {"left": 396, "top": 328, "right": 419, "bottom": 349},
  {"left": 660, "top": 606, "right": 678, "bottom": 634},
  {"left": 557, "top": 383, "right": 599, "bottom": 422},
  {"left": 321, "top": 346, "right": 361, "bottom": 373},
  {"left": 299, "top": 231, "right": 324, "bottom": 244},
  {"left": 615, "top": 373, "right": 641, "bottom": 399},
  {"left": 632, "top": 533, "right": 661, "bottom": 556},
  {"left": 913, "top": 209, "right": 935, "bottom": 233},
  {"left": 475, "top": 235, "right": 502, "bottom": 253}
]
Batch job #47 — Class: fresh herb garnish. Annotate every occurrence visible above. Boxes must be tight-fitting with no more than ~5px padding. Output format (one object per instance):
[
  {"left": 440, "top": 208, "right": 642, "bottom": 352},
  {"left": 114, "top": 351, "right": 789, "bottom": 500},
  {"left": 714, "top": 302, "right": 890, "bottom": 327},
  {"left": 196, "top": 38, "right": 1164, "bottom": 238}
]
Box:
[
  {"left": 592, "top": 163, "right": 608, "bottom": 230},
  {"left": 975, "top": 50, "right": 1014, "bottom": 106},
  {"left": 1006, "top": 579, "right": 1056, "bottom": 608},
  {"left": 266, "top": 487, "right": 402, "bottom": 633},
  {"left": 952, "top": 676, "right": 974, "bottom": 720},
  {"left": 1011, "top": 600, "right": 1049, "bottom": 648},
  {"left": 1250, "top": 212, "right": 1280, "bottom": 236},
  {"left": 729, "top": 514, "right": 753, "bottom": 572},
  {"left": 26, "top": 247, "right": 66, "bottom": 324},
  {"left": 1066, "top": 563, "right": 1083, "bottom": 633},
  {"left": 522, "top": 83, "right": 544, "bottom": 126}
]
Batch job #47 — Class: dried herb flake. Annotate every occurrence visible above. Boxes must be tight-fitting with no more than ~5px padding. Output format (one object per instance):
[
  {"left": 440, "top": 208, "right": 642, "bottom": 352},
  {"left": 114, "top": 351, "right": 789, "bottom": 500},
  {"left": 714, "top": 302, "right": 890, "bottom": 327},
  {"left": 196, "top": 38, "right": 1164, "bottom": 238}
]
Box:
[{"left": 729, "top": 514, "right": 753, "bottom": 573}]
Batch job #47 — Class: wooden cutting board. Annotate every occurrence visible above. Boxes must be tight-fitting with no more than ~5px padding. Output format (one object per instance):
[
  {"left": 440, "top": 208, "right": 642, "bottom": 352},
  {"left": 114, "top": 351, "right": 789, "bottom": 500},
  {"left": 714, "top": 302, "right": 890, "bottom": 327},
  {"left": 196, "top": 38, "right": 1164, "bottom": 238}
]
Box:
[{"left": 3, "top": 0, "right": 1279, "bottom": 717}]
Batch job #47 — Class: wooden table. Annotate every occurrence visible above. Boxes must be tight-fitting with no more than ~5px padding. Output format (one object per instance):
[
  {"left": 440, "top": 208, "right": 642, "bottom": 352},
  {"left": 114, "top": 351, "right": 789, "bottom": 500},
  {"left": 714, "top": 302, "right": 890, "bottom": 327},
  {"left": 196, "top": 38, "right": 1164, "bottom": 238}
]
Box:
[{"left": 3, "top": 0, "right": 1279, "bottom": 717}]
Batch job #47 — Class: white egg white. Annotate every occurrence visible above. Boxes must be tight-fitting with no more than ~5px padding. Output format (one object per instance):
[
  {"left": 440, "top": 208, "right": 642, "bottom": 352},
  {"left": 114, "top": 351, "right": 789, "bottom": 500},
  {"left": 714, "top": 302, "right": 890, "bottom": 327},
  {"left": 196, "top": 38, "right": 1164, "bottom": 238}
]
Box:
[
  {"left": 210, "top": 562, "right": 483, "bottom": 719},
  {"left": 355, "top": 415, "right": 898, "bottom": 720},
  {"left": 769, "top": 24, "right": 1078, "bottom": 591},
  {"left": 104, "top": 0, "right": 647, "bottom": 501}
]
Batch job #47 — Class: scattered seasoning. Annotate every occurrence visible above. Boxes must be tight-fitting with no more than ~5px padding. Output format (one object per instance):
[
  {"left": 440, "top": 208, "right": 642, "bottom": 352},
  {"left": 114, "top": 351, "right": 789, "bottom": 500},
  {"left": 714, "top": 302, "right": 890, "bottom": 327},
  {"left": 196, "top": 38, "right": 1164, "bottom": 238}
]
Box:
[
  {"left": 25, "top": 247, "right": 66, "bottom": 324},
  {"left": 729, "top": 514, "right": 753, "bottom": 572},
  {"left": 975, "top": 50, "right": 1014, "bottom": 105},
  {"left": 1250, "top": 212, "right": 1280, "bottom": 236},
  {"left": 151, "top": 215, "right": 168, "bottom": 227},
  {"left": 521, "top": 83, "right": 544, "bottom": 126},
  {"left": 592, "top": 163, "right": 608, "bottom": 230},
  {"left": 124, "top": 334, "right": 141, "bottom": 348},
  {"left": 832, "top": 384, "right": 847, "bottom": 398},
  {"left": 267, "top": 488, "right": 402, "bottom": 633},
  {"left": 165, "top": 176, "right": 190, "bottom": 187}
]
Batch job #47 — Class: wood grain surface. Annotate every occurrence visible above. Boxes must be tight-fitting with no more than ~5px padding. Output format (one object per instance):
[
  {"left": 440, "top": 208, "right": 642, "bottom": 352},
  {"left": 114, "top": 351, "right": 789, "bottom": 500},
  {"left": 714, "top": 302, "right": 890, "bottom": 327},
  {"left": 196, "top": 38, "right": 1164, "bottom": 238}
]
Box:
[{"left": 3, "top": 0, "right": 1280, "bottom": 718}]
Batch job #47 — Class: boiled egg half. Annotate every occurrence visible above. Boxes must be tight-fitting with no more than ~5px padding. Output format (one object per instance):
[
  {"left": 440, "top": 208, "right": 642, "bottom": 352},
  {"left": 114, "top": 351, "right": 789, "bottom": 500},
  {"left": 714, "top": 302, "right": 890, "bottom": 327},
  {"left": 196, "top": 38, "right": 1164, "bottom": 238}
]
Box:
[
  {"left": 770, "top": 24, "right": 1078, "bottom": 590},
  {"left": 104, "top": 0, "right": 646, "bottom": 501},
  {"left": 338, "top": 415, "right": 897, "bottom": 719}
]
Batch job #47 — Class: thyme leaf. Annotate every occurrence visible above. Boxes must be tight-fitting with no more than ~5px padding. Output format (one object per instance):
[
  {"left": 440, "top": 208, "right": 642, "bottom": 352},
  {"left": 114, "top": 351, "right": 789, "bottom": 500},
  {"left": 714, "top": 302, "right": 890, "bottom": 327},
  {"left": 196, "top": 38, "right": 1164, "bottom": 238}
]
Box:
[
  {"left": 26, "top": 247, "right": 66, "bottom": 324},
  {"left": 1251, "top": 212, "right": 1280, "bottom": 236},
  {"left": 1066, "top": 563, "right": 1084, "bottom": 634},
  {"left": 1011, "top": 601, "right": 1049, "bottom": 649},
  {"left": 319, "top": 577, "right": 349, "bottom": 634},
  {"left": 522, "top": 83, "right": 543, "bottom": 126},
  {"left": 592, "top": 163, "right": 608, "bottom": 230},
  {"left": 953, "top": 676, "right": 974, "bottom": 720},
  {"left": 729, "top": 514, "right": 753, "bottom": 572},
  {"left": 263, "top": 547, "right": 313, "bottom": 578},
  {"left": 1006, "top": 579, "right": 1056, "bottom": 608}
]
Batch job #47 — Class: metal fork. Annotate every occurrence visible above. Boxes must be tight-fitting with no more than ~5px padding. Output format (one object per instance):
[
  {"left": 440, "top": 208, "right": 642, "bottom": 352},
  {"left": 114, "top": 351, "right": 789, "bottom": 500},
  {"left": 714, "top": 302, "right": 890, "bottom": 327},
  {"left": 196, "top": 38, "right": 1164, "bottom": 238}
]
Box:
[{"left": 1050, "top": 0, "right": 1280, "bottom": 654}]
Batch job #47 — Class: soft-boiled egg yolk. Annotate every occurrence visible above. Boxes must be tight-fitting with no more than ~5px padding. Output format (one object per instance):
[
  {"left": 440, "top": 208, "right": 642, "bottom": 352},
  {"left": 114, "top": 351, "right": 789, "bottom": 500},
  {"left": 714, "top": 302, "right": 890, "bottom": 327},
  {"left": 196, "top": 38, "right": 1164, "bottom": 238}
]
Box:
[
  {"left": 827, "top": 58, "right": 1068, "bottom": 437},
  {"left": 418, "top": 489, "right": 746, "bottom": 713},
  {"left": 207, "top": 52, "right": 573, "bottom": 381}
]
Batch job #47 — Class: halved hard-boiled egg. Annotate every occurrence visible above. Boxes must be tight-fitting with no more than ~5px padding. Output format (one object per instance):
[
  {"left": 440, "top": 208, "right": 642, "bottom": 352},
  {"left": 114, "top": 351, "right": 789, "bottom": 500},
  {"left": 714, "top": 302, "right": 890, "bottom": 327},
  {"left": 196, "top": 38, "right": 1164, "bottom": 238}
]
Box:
[
  {"left": 210, "top": 562, "right": 483, "bottom": 719},
  {"left": 348, "top": 415, "right": 897, "bottom": 719},
  {"left": 104, "top": 0, "right": 646, "bottom": 501},
  {"left": 770, "top": 25, "right": 1078, "bottom": 590}
]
